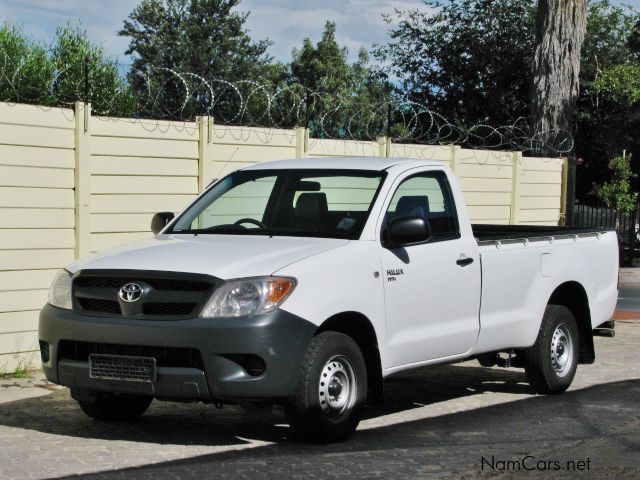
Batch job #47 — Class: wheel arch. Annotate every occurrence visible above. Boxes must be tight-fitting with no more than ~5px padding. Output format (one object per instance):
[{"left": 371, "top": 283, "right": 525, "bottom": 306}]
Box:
[
  {"left": 547, "top": 281, "right": 594, "bottom": 364},
  {"left": 316, "top": 311, "right": 384, "bottom": 404}
]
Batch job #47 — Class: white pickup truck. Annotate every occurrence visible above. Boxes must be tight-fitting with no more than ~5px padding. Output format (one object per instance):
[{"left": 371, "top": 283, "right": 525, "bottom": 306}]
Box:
[{"left": 39, "top": 157, "right": 618, "bottom": 442}]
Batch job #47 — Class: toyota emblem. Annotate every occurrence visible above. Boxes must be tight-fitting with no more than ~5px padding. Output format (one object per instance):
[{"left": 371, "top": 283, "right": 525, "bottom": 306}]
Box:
[{"left": 119, "top": 283, "right": 143, "bottom": 303}]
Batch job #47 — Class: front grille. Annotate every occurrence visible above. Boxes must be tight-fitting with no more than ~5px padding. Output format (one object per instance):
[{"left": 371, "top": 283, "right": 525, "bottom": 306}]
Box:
[
  {"left": 89, "top": 354, "right": 156, "bottom": 382},
  {"left": 59, "top": 340, "right": 204, "bottom": 370},
  {"left": 75, "top": 277, "right": 210, "bottom": 292},
  {"left": 77, "top": 298, "right": 121, "bottom": 315},
  {"left": 72, "top": 270, "right": 217, "bottom": 319}
]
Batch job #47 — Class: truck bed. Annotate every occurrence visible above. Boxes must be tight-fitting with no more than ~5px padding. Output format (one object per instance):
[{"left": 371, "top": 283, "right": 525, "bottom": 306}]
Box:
[{"left": 472, "top": 224, "right": 614, "bottom": 243}]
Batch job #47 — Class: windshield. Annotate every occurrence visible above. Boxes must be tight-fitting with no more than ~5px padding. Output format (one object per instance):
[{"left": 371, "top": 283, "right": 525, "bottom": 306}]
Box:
[{"left": 169, "top": 169, "right": 386, "bottom": 239}]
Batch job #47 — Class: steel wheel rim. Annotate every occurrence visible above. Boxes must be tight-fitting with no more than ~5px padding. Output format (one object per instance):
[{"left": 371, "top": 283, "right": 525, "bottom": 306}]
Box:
[
  {"left": 318, "top": 355, "right": 357, "bottom": 423},
  {"left": 550, "top": 323, "right": 574, "bottom": 377}
]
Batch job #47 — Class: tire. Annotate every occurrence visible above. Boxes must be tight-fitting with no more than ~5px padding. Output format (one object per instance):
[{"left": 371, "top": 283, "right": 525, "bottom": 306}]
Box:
[
  {"left": 477, "top": 352, "right": 498, "bottom": 367},
  {"left": 77, "top": 392, "right": 153, "bottom": 421},
  {"left": 286, "top": 331, "right": 367, "bottom": 443},
  {"left": 524, "top": 305, "right": 579, "bottom": 394}
]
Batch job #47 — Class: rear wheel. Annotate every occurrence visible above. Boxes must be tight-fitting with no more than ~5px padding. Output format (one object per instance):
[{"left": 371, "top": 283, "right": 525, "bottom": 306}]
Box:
[
  {"left": 524, "top": 305, "right": 579, "bottom": 394},
  {"left": 76, "top": 391, "right": 153, "bottom": 421},
  {"left": 477, "top": 352, "right": 498, "bottom": 367},
  {"left": 286, "top": 331, "right": 367, "bottom": 443}
]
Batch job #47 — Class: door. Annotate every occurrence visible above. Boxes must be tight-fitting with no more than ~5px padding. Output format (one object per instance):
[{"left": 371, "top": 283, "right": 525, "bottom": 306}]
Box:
[{"left": 379, "top": 170, "right": 481, "bottom": 368}]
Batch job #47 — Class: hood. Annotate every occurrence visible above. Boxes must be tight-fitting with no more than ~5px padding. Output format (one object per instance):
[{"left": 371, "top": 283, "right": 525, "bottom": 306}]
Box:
[{"left": 66, "top": 234, "right": 349, "bottom": 279}]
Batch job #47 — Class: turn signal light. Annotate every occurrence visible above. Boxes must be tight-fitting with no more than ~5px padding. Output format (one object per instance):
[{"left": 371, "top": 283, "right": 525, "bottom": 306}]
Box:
[{"left": 268, "top": 278, "right": 295, "bottom": 305}]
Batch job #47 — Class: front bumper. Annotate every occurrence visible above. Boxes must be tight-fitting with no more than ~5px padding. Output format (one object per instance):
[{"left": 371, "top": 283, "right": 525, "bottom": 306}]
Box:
[{"left": 39, "top": 304, "right": 316, "bottom": 401}]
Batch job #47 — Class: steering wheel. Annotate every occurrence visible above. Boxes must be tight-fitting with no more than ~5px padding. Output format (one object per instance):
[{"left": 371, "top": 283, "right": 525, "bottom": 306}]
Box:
[{"left": 234, "top": 218, "right": 267, "bottom": 228}]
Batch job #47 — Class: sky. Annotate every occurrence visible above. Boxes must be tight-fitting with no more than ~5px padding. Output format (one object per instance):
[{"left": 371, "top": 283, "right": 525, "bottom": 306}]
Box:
[
  {"left": 0, "top": 0, "right": 426, "bottom": 65},
  {"left": 0, "top": 0, "right": 638, "bottom": 65}
]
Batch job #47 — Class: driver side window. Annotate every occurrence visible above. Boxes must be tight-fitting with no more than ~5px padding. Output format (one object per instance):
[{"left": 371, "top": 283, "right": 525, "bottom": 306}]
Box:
[{"left": 386, "top": 171, "right": 460, "bottom": 242}]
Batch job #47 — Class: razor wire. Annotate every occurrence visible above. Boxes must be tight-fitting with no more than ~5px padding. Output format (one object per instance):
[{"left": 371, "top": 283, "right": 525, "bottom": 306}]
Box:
[{"left": 0, "top": 51, "right": 573, "bottom": 155}]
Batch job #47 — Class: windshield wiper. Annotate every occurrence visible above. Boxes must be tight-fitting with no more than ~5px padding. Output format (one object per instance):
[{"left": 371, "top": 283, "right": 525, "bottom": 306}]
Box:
[
  {"left": 259, "top": 229, "right": 354, "bottom": 239},
  {"left": 172, "top": 226, "right": 353, "bottom": 239},
  {"left": 173, "top": 225, "right": 251, "bottom": 235}
]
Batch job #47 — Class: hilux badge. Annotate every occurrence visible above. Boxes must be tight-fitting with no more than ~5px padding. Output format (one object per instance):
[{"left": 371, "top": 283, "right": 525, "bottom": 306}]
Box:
[{"left": 119, "top": 283, "right": 143, "bottom": 302}]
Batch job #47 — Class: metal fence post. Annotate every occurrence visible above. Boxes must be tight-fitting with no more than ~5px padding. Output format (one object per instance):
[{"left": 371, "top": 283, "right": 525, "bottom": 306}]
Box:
[{"left": 627, "top": 206, "right": 637, "bottom": 266}]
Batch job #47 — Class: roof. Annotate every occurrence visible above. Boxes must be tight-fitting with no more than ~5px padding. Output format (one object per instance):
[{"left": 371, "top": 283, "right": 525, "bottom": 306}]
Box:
[{"left": 241, "top": 156, "right": 444, "bottom": 172}]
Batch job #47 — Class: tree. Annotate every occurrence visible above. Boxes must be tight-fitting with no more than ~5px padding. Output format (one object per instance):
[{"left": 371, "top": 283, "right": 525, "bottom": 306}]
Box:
[
  {"left": 0, "top": 23, "right": 53, "bottom": 105},
  {"left": 290, "top": 22, "right": 353, "bottom": 95},
  {"left": 593, "top": 153, "right": 637, "bottom": 227},
  {"left": 51, "top": 25, "right": 136, "bottom": 116},
  {"left": 288, "top": 22, "right": 389, "bottom": 139},
  {"left": 374, "top": 0, "right": 639, "bottom": 195},
  {"left": 530, "top": 0, "right": 587, "bottom": 154},
  {"left": 120, "top": 0, "right": 276, "bottom": 119},
  {"left": 576, "top": 0, "right": 640, "bottom": 198},
  {"left": 373, "top": 0, "right": 537, "bottom": 127},
  {"left": 0, "top": 24, "right": 134, "bottom": 115},
  {"left": 594, "top": 64, "right": 640, "bottom": 104},
  {"left": 593, "top": 15, "right": 640, "bottom": 105}
]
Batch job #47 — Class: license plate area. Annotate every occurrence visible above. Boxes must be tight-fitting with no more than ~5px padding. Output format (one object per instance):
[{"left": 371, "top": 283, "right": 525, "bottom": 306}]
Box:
[{"left": 89, "top": 354, "right": 156, "bottom": 383}]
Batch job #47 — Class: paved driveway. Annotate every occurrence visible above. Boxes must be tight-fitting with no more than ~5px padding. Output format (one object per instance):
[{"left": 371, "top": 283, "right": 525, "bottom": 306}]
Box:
[
  {"left": 0, "top": 322, "right": 638, "bottom": 479},
  {"left": 617, "top": 268, "right": 640, "bottom": 314}
]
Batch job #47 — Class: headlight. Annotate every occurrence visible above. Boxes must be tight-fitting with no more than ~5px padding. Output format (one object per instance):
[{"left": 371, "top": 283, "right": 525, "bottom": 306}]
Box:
[
  {"left": 48, "top": 270, "right": 73, "bottom": 310},
  {"left": 201, "top": 276, "right": 296, "bottom": 318}
]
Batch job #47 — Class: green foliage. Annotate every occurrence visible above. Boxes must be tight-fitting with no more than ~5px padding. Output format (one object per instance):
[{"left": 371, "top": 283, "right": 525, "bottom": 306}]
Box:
[
  {"left": 0, "top": 23, "right": 53, "bottom": 104},
  {"left": 11, "top": 365, "right": 30, "bottom": 379},
  {"left": 375, "top": 0, "right": 640, "bottom": 197},
  {"left": 288, "top": 22, "right": 390, "bottom": 138},
  {"left": 290, "top": 22, "right": 353, "bottom": 95},
  {"left": 575, "top": 0, "right": 640, "bottom": 198},
  {"left": 0, "top": 23, "right": 135, "bottom": 116},
  {"left": 588, "top": 3, "right": 640, "bottom": 106},
  {"left": 594, "top": 154, "right": 638, "bottom": 213},
  {"left": 594, "top": 64, "right": 640, "bottom": 104},
  {"left": 51, "top": 25, "right": 136, "bottom": 116},
  {"left": 120, "top": 0, "right": 276, "bottom": 119},
  {"left": 373, "top": 0, "right": 537, "bottom": 126},
  {"left": 628, "top": 17, "right": 640, "bottom": 52}
]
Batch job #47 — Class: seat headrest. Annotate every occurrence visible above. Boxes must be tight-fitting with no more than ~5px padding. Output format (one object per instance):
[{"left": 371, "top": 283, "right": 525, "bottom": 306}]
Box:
[
  {"left": 295, "top": 192, "right": 328, "bottom": 221},
  {"left": 395, "top": 195, "right": 430, "bottom": 218}
]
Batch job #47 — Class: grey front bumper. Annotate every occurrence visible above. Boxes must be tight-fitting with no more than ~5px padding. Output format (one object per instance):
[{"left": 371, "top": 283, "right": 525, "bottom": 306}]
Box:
[{"left": 39, "top": 304, "right": 316, "bottom": 401}]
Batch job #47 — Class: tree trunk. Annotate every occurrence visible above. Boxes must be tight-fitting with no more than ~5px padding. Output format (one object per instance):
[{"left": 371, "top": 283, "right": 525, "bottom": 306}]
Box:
[{"left": 530, "top": 0, "right": 587, "bottom": 155}]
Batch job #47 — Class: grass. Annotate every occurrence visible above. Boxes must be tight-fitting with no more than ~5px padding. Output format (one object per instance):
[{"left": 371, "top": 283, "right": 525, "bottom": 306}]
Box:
[
  {"left": 0, "top": 357, "right": 37, "bottom": 379},
  {"left": 11, "top": 365, "right": 32, "bottom": 379}
]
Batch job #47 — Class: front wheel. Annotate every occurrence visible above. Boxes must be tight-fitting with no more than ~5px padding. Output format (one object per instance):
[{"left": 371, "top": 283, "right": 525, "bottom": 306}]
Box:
[
  {"left": 286, "top": 331, "right": 367, "bottom": 443},
  {"left": 524, "top": 305, "right": 579, "bottom": 394},
  {"left": 76, "top": 391, "right": 153, "bottom": 421}
]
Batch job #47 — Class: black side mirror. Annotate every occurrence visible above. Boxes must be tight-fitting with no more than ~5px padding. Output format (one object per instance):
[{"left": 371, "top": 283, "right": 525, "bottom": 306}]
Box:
[
  {"left": 151, "top": 212, "right": 175, "bottom": 234},
  {"left": 384, "top": 216, "right": 431, "bottom": 248}
]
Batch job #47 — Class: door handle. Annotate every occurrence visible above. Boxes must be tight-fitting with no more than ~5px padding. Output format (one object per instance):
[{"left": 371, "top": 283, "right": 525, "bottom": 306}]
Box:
[{"left": 456, "top": 257, "right": 474, "bottom": 267}]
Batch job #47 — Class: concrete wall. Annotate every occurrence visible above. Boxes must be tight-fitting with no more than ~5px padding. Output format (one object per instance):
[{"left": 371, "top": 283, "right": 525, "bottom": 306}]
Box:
[
  {"left": 0, "top": 101, "right": 566, "bottom": 371},
  {"left": 0, "top": 103, "right": 76, "bottom": 370}
]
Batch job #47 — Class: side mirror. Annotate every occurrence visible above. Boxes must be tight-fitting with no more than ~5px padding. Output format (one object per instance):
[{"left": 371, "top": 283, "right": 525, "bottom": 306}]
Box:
[
  {"left": 384, "top": 216, "right": 431, "bottom": 248},
  {"left": 151, "top": 212, "right": 175, "bottom": 234}
]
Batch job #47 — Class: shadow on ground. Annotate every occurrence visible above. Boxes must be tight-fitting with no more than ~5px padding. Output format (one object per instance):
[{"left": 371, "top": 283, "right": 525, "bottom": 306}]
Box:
[
  {"left": 0, "top": 363, "right": 531, "bottom": 447},
  {"left": 0, "top": 364, "right": 638, "bottom": 479}
]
